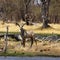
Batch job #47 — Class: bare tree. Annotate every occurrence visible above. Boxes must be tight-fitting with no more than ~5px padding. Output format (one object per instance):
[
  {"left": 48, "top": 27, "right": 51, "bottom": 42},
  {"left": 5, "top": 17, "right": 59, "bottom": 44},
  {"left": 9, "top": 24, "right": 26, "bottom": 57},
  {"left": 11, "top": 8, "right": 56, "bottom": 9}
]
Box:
[
  {"left": 40, "top": 0, "right": 51, "bottom": 28},
  {"left": 21, "top": 0, "right": 33, "bottom": 25}
]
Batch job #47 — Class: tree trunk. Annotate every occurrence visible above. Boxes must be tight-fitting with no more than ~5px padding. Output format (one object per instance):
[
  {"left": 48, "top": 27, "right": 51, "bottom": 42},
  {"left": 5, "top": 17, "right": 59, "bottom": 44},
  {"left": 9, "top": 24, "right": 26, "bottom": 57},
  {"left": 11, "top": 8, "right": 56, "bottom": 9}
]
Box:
[
  {"left": 4, "top": 26, "right": 8, "bottom": 53},
  {"left": 26, "top": 19, "right": 29, "bottom": 25},
  {"left": 42, "top": 18, "right": 50, "bottom": 28},
  {"left": 41, "top": 0, "right": 50, "bottom": 28}
]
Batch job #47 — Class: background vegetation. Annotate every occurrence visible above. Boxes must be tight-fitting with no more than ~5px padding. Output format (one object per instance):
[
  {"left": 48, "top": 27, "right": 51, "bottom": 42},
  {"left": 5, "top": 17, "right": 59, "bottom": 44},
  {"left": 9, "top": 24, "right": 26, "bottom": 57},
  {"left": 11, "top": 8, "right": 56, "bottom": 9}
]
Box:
[{"left": 0, "top": 0, "right": 59, "bottom": 23}]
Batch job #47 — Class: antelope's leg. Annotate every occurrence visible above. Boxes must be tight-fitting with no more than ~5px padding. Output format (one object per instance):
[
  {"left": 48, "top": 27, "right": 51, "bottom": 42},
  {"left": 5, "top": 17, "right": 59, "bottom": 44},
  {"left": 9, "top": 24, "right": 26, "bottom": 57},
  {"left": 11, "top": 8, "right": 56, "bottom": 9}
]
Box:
[
  {"left": 30, "top": 37, "right": 33, "bottom": 47},
  {"left": 22, "top": 38, "right": 25, "bottom": 47},
  {"left": 35, "top": 39, "right": 37, "bottom": 46},
  {"left": 33, "top": 36, "right": 37, "bottom": 46}
]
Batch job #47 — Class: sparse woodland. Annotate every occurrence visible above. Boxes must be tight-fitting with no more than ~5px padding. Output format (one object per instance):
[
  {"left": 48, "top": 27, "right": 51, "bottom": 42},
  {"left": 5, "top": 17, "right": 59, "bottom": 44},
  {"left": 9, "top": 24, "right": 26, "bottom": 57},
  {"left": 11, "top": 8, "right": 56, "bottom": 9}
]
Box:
[
  {"left": 0, "top": 0, "right": 60, "bottom": 24},
  {"left": 0, "top": 0, "right": 59, "bottom": 56}
]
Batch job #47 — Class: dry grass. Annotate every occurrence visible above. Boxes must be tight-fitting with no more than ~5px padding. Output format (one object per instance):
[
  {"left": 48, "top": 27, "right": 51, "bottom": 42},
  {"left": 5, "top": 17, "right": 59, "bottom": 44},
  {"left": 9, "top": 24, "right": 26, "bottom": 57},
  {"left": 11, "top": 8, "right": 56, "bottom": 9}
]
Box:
[
  {"left": 0, "top": 21, "right": 60, "bottom": 34},
  {"left": 0, "top": 40, "right": 60, "bottom": 56},
  {"left": 0, "top": 21, "right": 60, "bottom": 56}
]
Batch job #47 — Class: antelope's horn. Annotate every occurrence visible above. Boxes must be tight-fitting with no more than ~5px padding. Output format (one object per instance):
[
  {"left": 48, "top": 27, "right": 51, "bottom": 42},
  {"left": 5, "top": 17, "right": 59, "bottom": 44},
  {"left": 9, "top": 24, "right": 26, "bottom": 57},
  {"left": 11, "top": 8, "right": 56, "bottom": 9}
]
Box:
[
  {"left": 15, "top": 22, "right": 20, "bottom": 27},
  {"left": 21, "top": 23, "right": 26, "bottom": 27}
]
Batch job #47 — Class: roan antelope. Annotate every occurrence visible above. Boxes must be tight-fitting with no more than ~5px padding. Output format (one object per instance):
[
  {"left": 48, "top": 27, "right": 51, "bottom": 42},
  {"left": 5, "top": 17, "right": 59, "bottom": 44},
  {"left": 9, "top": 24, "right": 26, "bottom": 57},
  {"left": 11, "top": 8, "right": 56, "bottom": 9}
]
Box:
[{"left": 16, "top": 22, "right": 37, "bottom": 47}]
